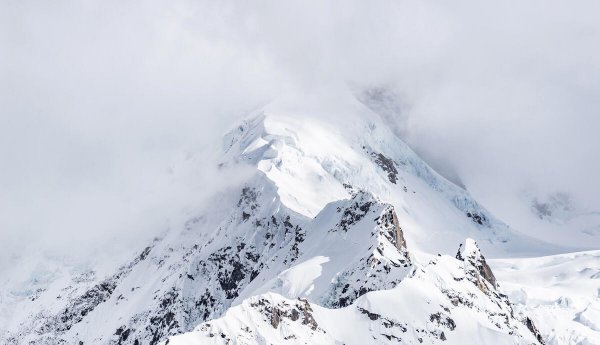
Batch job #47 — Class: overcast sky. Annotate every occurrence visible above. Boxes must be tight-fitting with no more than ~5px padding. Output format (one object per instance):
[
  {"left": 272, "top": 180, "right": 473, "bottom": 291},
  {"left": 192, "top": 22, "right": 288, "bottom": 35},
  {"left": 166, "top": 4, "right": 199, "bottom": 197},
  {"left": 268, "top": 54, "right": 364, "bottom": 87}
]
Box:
[{"left": 1, "top": 0, "right": 599, "bottom": 264}]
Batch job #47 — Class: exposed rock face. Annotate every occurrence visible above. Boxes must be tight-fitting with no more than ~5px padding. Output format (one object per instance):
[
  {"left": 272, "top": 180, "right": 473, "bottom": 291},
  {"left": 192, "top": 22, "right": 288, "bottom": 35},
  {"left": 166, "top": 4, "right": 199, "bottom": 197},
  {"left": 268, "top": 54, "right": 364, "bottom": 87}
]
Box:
[
  {"left": 456, "top": 238, "right": 497, "bottom": 290},
  {"left": 323, "top": 192, "right": 412, "bottom": 308},
  {"left": 4, "top": 184, "right": 414, "bottom": 345},
  {"left": 454, "top": 239, "right": 545, "bottom": 345},
  {"left": 335, "top": 195, "right": 373, "bottom": 232},
  {"left": 525, "top": 316, "right": 546, "bottom": 345},
  {"left": 465, "top": 211, "right": 489, "bottom": 226},
  {"left": 266, "top": 298, "right": 318, "bottom": 331},
  {"left": 167, "top": 250, "right": 546, "bottom": 345},
  {"left": 3, "top": 180, "right": 311, "bottom": 345},
  {"left": 378, "top": 206, "right": 409, "bottom": 258},
  {"left": 34, "top": 246, "right": 154, "bottom": 337},
  {"left": 370, "top": 152, "right": 399, "bottom": 184}
]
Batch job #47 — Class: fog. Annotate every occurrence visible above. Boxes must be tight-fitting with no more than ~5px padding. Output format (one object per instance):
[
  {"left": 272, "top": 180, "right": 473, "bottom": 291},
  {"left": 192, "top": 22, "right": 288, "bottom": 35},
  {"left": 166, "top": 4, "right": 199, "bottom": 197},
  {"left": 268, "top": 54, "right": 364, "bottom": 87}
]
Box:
[{"left": 1, "top": 0, "right": 599, "bottom": 265}]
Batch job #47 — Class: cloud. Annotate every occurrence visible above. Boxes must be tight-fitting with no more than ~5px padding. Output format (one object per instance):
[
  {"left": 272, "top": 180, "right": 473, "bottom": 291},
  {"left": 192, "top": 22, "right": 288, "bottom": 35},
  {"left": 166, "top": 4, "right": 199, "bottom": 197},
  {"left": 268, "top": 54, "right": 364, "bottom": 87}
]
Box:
[
  {"left": 394, "top": 0, "right": 600, "bottom": 232},
  {"left": 1, "top": 0, "right": 599, "bottom": 263},
  {"left": 0, "top": 0, "right": 279, "bottom": 264}
]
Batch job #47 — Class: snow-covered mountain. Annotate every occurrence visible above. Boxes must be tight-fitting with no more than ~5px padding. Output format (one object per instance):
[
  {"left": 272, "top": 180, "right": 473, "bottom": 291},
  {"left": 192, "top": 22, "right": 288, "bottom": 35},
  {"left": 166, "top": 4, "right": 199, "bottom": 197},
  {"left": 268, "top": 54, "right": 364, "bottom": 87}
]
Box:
[
  {"left": 1, "top": 94, "right": 597, "bottom": 344},
  {"left": 491, "top": 250, "right": 600, "bottom": 345},
  {"left": 168, "top": 239, "right": 544, "bottom": 345}
]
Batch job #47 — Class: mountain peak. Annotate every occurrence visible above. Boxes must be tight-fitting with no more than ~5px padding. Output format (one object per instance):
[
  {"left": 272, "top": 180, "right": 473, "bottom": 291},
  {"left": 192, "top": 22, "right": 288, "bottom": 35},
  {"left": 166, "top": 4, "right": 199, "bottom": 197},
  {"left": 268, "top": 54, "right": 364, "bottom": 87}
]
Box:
[
  {"left": 218, "top": 103, "right": 561, "bottom": 257},
  {"left": 456, "top": 238, "right": 498, "bottom": 290},
  {"left": 1, "top": 101, "right": 568, "bottom": 345}
]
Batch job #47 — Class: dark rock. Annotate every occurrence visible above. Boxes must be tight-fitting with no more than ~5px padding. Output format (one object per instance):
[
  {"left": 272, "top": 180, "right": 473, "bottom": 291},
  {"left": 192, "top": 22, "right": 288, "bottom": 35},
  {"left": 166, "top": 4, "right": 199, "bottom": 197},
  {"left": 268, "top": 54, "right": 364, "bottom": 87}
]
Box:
[
  {"left": 456, "top": 240, "right": 497, "bottom": 290},
  {"left": 430, "top": 312, "right": 456, "bottom": 331},
  {"left": 466, "top": 211, "right": 488, "bottom": 226},
  {"left": 371, "top": 152, "right": 399, "bottom": 184},
  {"left": 358, "top": 307, "right": 381, "bottom": 321},
  {"left": 525, "top": 317, "right": 545, "bottom": 344},
  {"left": 335, "top": 193, "right": 374, "bottom": 232},
  {"left": 378, "top": 206, "right": 409, "bottom": 262}
]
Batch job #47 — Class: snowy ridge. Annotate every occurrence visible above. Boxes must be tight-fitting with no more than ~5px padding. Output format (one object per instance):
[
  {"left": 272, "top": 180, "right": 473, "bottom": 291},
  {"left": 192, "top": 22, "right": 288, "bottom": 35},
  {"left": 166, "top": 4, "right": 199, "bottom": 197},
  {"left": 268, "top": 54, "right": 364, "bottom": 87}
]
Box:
[
  {"left": 237, "top": 191, "right": 412, "bottom": 309},
  {"left": 0, "top": 96, "right": 586, "bottom": 344},
  {"left": 0, "top": 173, "right": 415, "bottom": 344},
  {"left": 222, "top": 101, "right": 565, "bottom": 257},
  {"left": 2, "top": 173, "right": 310, "bottom": 344},
  {"left": 166, "top": 240, "right": 543, "bottom": 345}
]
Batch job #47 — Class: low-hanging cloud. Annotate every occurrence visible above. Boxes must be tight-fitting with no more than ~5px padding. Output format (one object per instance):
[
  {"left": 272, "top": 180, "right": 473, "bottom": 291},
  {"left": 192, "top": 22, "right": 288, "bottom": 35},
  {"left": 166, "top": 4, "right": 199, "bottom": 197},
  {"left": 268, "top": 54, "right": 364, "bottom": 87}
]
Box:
[{"left": 1, "top": 0, "right": 599, "bottom": 265}]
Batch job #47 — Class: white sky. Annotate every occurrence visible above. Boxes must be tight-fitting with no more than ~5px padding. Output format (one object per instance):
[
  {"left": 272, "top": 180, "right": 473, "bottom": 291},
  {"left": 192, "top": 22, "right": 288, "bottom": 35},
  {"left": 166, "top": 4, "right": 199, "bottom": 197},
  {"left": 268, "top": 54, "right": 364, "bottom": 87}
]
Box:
[{"left": 1, "top": 0, "right": 599, "bottom": 262}]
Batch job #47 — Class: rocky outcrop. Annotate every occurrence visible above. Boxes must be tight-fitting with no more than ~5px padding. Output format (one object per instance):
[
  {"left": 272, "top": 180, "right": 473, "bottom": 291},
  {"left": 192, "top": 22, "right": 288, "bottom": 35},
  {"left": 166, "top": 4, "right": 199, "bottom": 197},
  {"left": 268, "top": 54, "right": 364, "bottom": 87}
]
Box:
[
  {"left": 5, "top": 184, "right": 415, "bottom": 345},
  {"left": 370, "top": 152, "right": 399, "bottom": 184},
  {"left": 456, "top": 238, "right": 497, "bottom": 290},
  {"left": 166, "top": 248, "right": 546, "bottom": 345},
  {"left": 323, "top": 192, "right": 412, "bottom": 308},
  {"left": 2, "top": 180, "right": 311, "bottom": 345},
  {"left": 525, "top": 317, "right": 546, "bottom": 345},
  {"left": 333, "top": 192, "right": 374, "bottom": 233},
  {"left": 455, "top": 239, "right": 546, "bottom": 345},
  {"left": 377, "top": 205, "right": 409, "bottom": 261}
]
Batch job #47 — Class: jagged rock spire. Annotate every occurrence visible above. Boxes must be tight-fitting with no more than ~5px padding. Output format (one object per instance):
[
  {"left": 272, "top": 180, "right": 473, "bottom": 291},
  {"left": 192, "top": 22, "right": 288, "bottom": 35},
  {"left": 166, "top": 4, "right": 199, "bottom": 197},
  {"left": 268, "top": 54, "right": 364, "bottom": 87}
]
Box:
[{"left": 456, "top": 238, "right": 497, "bottom": 290}]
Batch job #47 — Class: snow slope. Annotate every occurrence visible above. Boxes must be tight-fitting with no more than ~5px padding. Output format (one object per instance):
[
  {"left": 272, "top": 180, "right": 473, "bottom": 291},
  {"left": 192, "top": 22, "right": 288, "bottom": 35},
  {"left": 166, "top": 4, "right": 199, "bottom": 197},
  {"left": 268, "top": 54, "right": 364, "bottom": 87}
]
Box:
[
  {"left": 492, "top": 250, "right": 600, "bottom": 345},
  {"left": 225, "top": 96, "right": 568, "bottom": 257},
  {"left": 516, "top": 190, "right": 600, "bottom": 251},
  {"left": 167, "top": 240, "right": 543, "bottom": 345},
  {"left": 0, "top": 92, "right": 592, "bottom": 344}
]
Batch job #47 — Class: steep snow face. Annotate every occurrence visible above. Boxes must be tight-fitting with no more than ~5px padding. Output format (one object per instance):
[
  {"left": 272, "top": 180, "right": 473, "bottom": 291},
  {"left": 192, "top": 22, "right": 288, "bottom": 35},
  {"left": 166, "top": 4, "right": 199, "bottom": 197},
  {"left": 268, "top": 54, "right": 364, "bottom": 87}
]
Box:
[
  {"left": 456, "top": 238, "right": 497, "bottom": 290},
  {"left": 166, "top": 241, "right": 543, "bottom": 345},
  {"left": 0, "top": 173, "right": 412, "bottom": 344},
  {"left": 491, "top": 250, "right": 600, "bottom": 345},
  {"left": 223, "top": 99, "right": 564, "bottom": 257},
  {"left": 237, "top": 191, "right": 412, "bottom": 308},
  {"left": 0, "top": 173, "right": 310, "bottom": 344}
]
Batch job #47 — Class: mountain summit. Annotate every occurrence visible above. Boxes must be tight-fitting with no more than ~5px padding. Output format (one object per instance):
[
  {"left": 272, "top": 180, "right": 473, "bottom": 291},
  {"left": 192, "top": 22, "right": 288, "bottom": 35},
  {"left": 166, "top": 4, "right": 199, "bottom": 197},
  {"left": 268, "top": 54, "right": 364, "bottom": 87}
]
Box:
[{"left": 0, "top": 95, "right": 592, "bottom": 344}]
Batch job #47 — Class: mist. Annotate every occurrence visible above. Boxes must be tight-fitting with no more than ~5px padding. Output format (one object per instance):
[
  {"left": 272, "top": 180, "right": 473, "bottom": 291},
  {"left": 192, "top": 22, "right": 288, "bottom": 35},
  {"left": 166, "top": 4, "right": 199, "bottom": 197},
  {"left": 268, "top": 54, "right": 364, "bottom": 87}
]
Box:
[{"left": 2, "top": 0, "right": 599, "bottom": 266}]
